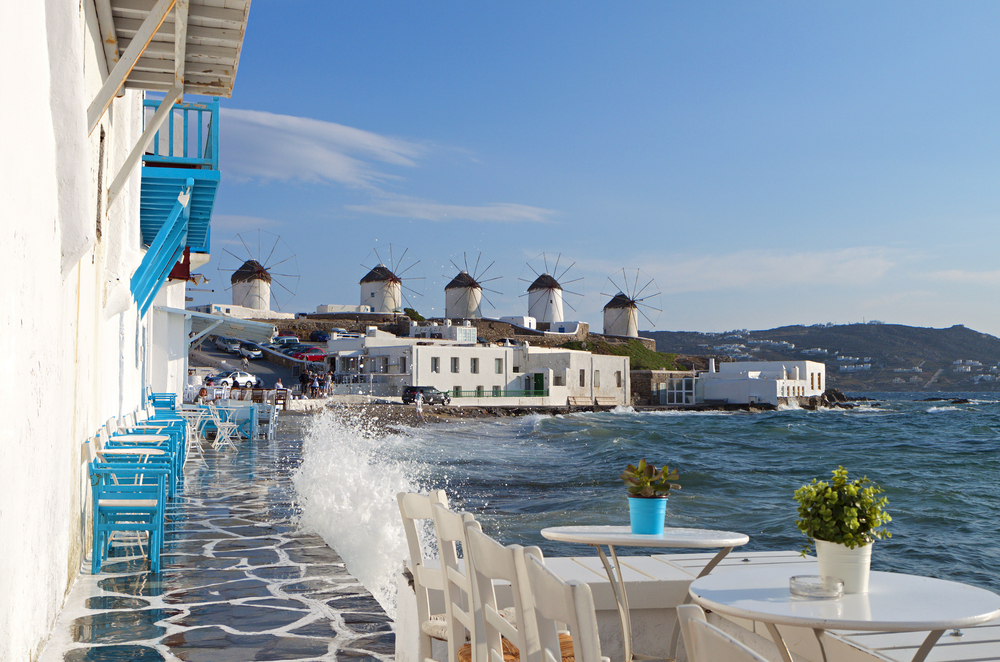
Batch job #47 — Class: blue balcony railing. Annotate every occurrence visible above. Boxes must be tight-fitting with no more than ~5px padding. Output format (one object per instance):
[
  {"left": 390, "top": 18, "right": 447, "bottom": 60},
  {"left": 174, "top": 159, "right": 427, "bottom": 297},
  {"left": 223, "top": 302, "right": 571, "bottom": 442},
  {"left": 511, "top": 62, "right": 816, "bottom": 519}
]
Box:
[{"left": 142, "top": 98, "right": 219, "bottom": 170}]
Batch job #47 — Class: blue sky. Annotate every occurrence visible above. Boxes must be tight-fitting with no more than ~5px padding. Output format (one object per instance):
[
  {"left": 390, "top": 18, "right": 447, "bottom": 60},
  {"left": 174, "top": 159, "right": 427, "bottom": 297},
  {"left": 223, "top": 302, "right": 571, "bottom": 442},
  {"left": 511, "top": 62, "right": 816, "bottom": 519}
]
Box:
[{"left": 196, "top": 2, "right": 1000, "bottom": 336}]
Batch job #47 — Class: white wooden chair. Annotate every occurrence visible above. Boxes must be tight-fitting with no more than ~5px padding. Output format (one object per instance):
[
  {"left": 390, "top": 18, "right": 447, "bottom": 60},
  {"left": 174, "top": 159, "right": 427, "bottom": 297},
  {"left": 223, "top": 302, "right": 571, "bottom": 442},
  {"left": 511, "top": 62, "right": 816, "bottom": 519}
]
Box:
[
  {"left": 676, "top": 604, "right": 769, "bottom": 662},
  {"left": 522, "top": 551, "right": 605, "bottom": 662},
  {"left": 466, "top": 525, "right": 562, "bottom": 662},
  {"left": 432, "top": 503, "right": 483, "bottom": 662},
  {"left": 398, "top": 490, "right": 452, "bottom": 662}
]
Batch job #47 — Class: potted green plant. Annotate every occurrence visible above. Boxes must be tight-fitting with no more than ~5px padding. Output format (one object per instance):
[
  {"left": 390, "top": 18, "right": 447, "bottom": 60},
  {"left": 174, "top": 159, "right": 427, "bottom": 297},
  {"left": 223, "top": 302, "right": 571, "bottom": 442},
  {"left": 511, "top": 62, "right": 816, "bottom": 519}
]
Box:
[
  {"left": 794, "top": 466, "right": 891, "bottom": 593},
  {"left": 620, "top": 459, "right": 681, "bottom": 535}
]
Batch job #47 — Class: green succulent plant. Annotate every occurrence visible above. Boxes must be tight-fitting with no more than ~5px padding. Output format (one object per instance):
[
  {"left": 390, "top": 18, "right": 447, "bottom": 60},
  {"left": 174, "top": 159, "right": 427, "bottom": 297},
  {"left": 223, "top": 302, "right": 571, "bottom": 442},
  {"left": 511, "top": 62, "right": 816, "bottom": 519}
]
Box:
[
  {"left": 794, "top": 466, "right": 891, "bottom": 551},
  {"left": 620, "top": 459, "right": 681, "bottom": 498}
]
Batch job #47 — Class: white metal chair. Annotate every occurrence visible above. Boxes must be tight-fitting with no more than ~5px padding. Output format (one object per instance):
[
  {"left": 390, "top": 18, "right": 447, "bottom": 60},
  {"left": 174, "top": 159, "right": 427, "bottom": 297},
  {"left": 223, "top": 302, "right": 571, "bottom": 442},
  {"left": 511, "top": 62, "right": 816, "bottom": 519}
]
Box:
[
  {"left": 398, "top": 490, "right": 452, "bottom": 662},
  {"left": 207, "top": 403, "right": 239, "bottom": 450},
  {"left": 676, "top": 604, "right": 769, "bottom": 662},
  {"left": 522, "top": 551, "right": 604, "bottom": 662}
]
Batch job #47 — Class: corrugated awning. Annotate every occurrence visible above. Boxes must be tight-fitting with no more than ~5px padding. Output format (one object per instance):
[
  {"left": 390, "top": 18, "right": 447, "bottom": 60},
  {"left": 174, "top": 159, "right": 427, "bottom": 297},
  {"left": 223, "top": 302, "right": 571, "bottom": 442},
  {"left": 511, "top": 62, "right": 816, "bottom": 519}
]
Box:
[{"left": 154, "top": 306, "right": 276, "bottom": 346}]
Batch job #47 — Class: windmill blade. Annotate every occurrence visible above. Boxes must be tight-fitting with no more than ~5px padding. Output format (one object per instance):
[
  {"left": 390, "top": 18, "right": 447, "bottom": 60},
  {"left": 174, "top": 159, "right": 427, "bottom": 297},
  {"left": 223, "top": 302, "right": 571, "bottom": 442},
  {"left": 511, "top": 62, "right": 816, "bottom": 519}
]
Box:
[
  {"left": 450, "top": 259, "right": 464, "bottom": 273},
  {"left": 268, "top": 272, "right": 300, "bottom": 279},
  {"left": 222, "top": 247, "right": 247, "bottom": 262},
  {"left": 373, "top": 247, "right": 385, "bottom": 267},
  {"left": 266, "top": 255, "right": 296, "bottom": 270},
  {"left": 394, "top": 246, "right": 409, "bottom": 271},
  {"left": 563, "top": 298, "right": 578, "bottom": 313},
  {"left": 479, "top": 275, "right": 502, "bottom": 284},
  {"left": 634, "top": 293, "right": 660, "bottom": 304},
  {"left": 561, "top": 276, "right": 584, "bottom": 286},
  {"left": 556, "top": 259, "right": 577, "bottom": 282},
  {"left": 638, "top": 305, "right": 659, "bottom": 328},
  {"left": 396, "top": 259, "right": 422, "bottom": 278},
  {"left": 633, "top": 276, "right": 657, "bottom": 300},
  {"left": 237, "top": 234, "right": 255, "bottom": 262},
  {"left": 483, "top": 286, "right": 503, "bottom": 296},
  {"left": 550, "top": 254, "right": 559, "bottom": 276},
  {"left": 471, "top": 252, "right": 482, "bottom": 279},
  {"left": 262, "top": 235, "right": 280, "bottom": 269},
  {"left": 524, "top": 260, "right": 540, "bottom": 277},
  {"left": 401, "top": 283, "right": 424, "bottom": 297},
  {"left": 480, "top": 292, "right": 497, "bottom": 309},
  {"left": 272, "top": 278, "right": 296, "bottom": 297},
  {"left": 562, "top": 289, "right": 584, "bottom": 298},
  {"left": 477, "top": 258, "right": 495, "bottom": 279}
]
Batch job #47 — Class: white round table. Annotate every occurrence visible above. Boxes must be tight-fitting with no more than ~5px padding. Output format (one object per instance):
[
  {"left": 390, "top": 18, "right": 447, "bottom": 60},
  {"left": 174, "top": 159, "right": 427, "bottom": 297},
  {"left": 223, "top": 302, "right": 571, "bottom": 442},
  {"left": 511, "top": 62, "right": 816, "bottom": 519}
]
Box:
[
  {"left": 689, "top": 564, "right": 1000, "bottom": 662},
  {"left": 542, "top": 525, "right": 750, "bottom": 661}
]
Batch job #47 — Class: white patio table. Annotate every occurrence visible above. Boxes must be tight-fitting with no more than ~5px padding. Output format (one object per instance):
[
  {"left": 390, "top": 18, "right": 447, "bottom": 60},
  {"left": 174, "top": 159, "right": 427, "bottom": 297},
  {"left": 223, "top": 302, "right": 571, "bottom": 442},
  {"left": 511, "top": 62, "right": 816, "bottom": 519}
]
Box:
[
  {"left": 542, "top": 525, "right": 749, "bottom": 661},
  {"left": 688, "top": 564, "right": 1000, "bottom": 662}
]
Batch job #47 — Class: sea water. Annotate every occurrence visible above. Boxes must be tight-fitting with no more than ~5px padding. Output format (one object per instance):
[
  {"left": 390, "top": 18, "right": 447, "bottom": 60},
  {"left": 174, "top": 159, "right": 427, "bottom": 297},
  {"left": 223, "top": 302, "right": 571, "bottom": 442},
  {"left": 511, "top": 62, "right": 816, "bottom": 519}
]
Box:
[{"left": 293, "top": 393, "right": 1000, "bottom": 617}]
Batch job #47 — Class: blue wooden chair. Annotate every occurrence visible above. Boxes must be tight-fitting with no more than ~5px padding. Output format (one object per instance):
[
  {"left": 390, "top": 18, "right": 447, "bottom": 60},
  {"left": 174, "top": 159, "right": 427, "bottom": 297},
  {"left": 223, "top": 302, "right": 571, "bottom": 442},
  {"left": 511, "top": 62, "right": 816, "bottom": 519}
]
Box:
[{"left": 90, "top": 462, "right": 169, "bottom": 573}]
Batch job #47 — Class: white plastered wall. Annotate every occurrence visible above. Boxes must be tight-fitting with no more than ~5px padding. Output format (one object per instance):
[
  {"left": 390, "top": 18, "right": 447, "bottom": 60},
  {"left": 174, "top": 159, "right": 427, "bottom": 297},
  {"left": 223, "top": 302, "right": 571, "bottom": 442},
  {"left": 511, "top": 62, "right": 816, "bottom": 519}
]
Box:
[{"left": 0, "top": 1, "right": 148, "bottom": 659}]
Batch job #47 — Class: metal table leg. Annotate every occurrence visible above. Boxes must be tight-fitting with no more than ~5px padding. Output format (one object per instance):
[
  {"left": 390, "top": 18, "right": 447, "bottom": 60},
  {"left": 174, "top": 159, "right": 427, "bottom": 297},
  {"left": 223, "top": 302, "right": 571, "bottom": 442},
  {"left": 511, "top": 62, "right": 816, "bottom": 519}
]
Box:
[{"left": 666, "top": 546, "right": 735, "bottom": 660}]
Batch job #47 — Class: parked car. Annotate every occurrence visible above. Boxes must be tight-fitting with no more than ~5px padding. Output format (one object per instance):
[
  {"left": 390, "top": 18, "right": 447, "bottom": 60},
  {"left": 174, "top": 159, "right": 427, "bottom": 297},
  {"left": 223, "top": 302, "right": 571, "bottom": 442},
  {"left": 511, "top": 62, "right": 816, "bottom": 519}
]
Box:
[
  {"left": 402, "top": 386, "right": 451, "bottom": 405},
  {"left": 281, "top": 344, "right": 310, "bottom": 355},
  {"left": 215, "top": 336, "right": 241, "bottom": 353},
  {"left": 310, "top": 330, "right": 331, "bottom": 342},
  {"left": 238, "top": 342, "right": 263, "bottom": 359},
  {"left": 291, "top": 347, "right": 326, "bottom": 361},
  {"left": 275, "top": 334, "right": 299, "bottom": 346},
  {"left": 207, "top": 371, "right": 259, "bottom": 388}
]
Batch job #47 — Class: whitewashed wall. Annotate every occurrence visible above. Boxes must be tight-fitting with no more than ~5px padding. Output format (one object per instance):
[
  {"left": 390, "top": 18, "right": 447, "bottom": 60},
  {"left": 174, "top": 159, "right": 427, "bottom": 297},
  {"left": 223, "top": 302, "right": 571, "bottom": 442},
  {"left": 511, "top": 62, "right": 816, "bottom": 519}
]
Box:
[{"left": 0, "top": 2, "right": 149, "bottom": 659}]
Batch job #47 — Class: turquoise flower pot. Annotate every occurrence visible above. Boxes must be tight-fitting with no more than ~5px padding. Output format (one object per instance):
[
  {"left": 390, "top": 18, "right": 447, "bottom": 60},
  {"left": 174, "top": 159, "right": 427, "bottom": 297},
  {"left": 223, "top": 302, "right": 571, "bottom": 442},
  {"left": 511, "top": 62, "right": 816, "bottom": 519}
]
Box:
[{"left": 628, "top": 496, "right": 667, "bottom": 535}]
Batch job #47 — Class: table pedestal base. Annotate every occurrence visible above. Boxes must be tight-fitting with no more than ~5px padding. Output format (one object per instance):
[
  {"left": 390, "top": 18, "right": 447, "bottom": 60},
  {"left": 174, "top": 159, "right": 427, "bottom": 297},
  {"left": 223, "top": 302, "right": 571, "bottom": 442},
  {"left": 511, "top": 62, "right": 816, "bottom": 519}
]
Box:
[{"left": 593, "top": 544, "right": 735, "bottom": 662}]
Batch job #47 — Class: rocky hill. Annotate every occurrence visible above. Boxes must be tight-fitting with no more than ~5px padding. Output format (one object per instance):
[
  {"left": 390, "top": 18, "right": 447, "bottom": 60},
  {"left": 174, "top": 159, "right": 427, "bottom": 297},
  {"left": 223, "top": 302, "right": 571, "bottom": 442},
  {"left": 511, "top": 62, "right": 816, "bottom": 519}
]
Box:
[{"left": 644, "top": 323, "right": 1000, "bottom": 392}]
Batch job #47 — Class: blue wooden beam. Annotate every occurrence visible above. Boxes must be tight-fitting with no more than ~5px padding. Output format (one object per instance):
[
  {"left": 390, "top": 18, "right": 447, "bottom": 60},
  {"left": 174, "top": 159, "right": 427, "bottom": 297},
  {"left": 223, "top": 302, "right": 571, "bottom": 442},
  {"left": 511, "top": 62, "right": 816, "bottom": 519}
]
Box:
[{"left": 131, "top": 178, "right": 194, "bottom": 317}]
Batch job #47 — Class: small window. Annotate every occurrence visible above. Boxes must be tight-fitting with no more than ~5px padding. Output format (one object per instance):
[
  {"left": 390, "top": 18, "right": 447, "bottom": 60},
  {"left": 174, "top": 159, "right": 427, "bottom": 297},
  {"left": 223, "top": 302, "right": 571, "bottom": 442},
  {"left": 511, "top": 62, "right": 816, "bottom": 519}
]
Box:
[
  {"left": 453, "top": 386, "right": 461, "bottom": 396},
  {"left": 451, "top": 357, "right": 460, "bottom": 373},
  {"left": 513, "top": 366, "right": 520, "bottom": 373},
  {"left": 594, "top": 371, "right": 601, "bottom": 388},
  {"left": 493, "top": 386, "right": 501, "bottom": 396},
  {"left": 579, "top": 369, "right": 586, "bottom": 387},
  {"left": 615, "top": 371, "right": 622, "bottom": 387},
  {"left": 476, "top": 385, "right": 484, "bottom": 396},
  {"left": 431, "top": 357, "right": 440, "bottom": 373},
  {"left": 553, "top": 374, "right": 565, "bottom": 386},
  {"left": 400, "top": 357, "right": 407, "bottom": 373},
  {"left": 495, "top": 358, "right": 503, "bottom": 374},
  {"left": 471, "top": 358, "right": 479, "bottom": 374}
]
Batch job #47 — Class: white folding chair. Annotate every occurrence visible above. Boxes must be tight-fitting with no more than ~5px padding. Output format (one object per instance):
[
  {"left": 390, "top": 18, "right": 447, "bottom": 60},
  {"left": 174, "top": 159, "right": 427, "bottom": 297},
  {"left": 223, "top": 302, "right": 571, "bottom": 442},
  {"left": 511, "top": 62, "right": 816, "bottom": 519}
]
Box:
[
  {"left": 522, "top": 551, "right": 605, "bottom": 662},
  {"left": 676, "top": 604, "right": 769, "bottom": 662},
  {"left": 398, "top": 490, "right": 452, "bottom": 662},
  {"left": 207, "top": 403, "right": 239, "bottom": 450}
]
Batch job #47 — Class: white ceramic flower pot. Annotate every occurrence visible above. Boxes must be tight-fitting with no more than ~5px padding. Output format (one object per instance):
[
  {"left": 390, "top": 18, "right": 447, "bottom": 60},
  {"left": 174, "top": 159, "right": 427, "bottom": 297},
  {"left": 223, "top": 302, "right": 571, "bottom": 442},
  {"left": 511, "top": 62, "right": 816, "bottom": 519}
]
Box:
[{"left": 815, "top": 539, "right": 872, "bottom": 594}]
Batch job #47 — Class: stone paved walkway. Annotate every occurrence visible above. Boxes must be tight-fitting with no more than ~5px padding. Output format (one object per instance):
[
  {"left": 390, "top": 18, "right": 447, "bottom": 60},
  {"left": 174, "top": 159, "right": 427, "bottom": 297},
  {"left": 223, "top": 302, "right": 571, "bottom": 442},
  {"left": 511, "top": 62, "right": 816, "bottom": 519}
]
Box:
[{"left": 40, "top": 415, "right": 393, "bottom": 662}]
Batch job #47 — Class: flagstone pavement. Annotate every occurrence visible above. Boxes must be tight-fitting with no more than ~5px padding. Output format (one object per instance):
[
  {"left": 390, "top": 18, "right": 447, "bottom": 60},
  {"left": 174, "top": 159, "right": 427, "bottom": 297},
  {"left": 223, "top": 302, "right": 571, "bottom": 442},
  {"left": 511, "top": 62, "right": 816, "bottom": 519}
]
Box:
[{"left": 39, "top": 414, "right": 393, "bottom": 662}]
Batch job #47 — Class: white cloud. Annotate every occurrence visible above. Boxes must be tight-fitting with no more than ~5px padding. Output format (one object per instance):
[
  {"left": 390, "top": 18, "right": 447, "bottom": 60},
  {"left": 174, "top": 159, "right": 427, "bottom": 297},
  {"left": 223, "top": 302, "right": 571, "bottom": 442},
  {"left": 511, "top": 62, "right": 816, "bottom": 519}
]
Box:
[
  {"left": 219, "top": 109, "right": 426, "bottom": 188},
  {"left": 211, "top": 214, "right": 284, "bottom": 231},
  {"left": 636, "top": 247, "right": 896, "bottom": 294},
  {"left": 346, "top": 197, "right": 557, "bottom": 223},
  {"left": 925, "top": 269, "right": 1000, "bottom": 285}
]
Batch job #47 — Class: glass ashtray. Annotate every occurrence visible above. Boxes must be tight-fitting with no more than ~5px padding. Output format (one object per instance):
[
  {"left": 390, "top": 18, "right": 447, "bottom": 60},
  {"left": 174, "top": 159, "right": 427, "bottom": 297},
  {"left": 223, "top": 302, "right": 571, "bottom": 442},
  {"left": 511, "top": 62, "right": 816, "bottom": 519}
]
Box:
[{"left": 789, "top": 575, "right": 844, "bottom": 599}]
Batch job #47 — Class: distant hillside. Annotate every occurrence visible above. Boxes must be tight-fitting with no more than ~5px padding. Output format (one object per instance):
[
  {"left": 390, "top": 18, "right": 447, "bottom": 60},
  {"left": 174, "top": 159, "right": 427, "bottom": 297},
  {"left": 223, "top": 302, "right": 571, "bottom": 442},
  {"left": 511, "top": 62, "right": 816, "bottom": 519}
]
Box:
[{"left": 643, "top": 323, "right": 1000, "bottom": 392}]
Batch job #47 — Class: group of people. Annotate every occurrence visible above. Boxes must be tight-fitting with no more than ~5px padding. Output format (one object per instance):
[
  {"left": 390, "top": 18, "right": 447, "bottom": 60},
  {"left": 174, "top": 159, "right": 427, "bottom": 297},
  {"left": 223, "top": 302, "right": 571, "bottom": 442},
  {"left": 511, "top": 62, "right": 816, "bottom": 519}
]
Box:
[{"left": 298, "top": 370, "right": 334, "bottom": 398}]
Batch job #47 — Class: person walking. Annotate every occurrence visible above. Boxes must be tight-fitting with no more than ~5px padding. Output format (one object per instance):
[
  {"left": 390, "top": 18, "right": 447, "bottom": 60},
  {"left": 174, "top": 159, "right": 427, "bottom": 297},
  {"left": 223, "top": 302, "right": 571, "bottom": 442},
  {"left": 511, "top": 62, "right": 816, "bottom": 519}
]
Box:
[
  {"left": 241, "top": 356, "right": 249, "bottom": 370},
  {"left": 415, "top": 391, "right": 423, "bottom": 421}
]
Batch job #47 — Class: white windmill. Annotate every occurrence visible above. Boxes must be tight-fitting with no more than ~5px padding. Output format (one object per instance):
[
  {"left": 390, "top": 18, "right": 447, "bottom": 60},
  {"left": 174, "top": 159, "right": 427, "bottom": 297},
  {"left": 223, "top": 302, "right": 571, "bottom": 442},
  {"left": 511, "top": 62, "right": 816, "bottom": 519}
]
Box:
[
  {"left": 601, "top": 269, "right": 661, "bottom": 337},
  {"left": 444, "top": 252, "right": 501, "bottom": 319},
  {"left": 519, "top": 253, "right": 583, "bottom": 325},
  {"left": 359, "top": 245, "right": 423, "bottom": 314},
  {"left": 217, "top": 230, "right": 300, "bottom": 311}
]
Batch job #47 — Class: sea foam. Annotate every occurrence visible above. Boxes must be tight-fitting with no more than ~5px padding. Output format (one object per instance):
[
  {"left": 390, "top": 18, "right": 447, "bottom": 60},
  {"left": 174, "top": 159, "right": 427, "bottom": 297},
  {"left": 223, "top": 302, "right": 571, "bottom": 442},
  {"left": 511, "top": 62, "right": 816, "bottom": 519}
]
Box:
[{"left": 293, "top": 407, "right": 429, "bottom": 618}]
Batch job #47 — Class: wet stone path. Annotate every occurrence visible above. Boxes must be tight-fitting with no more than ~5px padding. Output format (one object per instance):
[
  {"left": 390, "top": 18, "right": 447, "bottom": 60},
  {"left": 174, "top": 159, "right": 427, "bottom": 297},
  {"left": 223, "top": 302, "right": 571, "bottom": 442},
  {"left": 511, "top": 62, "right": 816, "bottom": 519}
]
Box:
[{"left": 40, "top": 415, "right": 393, "bottom": 662}]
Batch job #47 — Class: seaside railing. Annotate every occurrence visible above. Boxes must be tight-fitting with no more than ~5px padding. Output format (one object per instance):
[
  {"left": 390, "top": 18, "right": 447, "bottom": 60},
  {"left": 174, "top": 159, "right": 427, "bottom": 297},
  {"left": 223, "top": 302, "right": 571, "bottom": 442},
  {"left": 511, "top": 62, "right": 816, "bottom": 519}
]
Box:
[
  {"left": 142, "top": 98, "right": 219, "bottom": 170},
  {"left": 451, "top": 389, "right": 550, "bottom": 398}
]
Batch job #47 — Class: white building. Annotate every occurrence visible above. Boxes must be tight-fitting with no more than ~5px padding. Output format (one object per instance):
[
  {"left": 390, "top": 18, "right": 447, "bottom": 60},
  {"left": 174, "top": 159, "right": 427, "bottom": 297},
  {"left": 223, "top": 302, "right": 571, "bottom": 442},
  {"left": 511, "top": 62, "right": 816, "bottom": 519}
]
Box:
[
  {"left": 327, "top": 328, "right": 630, "bottom": 406},
  {"left": 444, "top": 271, "right": 483, "bottom": 319},
  {"left": 316, "top": 304, "right": 374, "bottom": 314},
  {"left": 360, "top": 264, "right": 402, "bottom": 313},
  {"left": 698, "top": 360, "right": 826, "bottom": 406},
  {"left": 0, "top": 2, "right": 251, "bottom": 658},
  {"left": 408, "top": 320, "right": 478, "bottom": 342},
  {"left": 189, "top": 302, "right": 294, "bottom": 320},
  {"left": 527, "top": 273, "right": 565, "bottom": 324}
]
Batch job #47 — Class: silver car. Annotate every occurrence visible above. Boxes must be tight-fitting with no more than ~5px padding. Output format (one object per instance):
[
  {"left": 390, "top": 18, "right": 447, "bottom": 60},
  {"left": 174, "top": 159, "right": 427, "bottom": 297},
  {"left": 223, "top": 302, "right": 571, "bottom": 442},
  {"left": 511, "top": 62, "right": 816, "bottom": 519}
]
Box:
[
  {"left": 215, "top": 336, "right": 241, "bottom": 353},
  {"left": 238, "top": 342, "right": 263, "bottom": 359}
]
